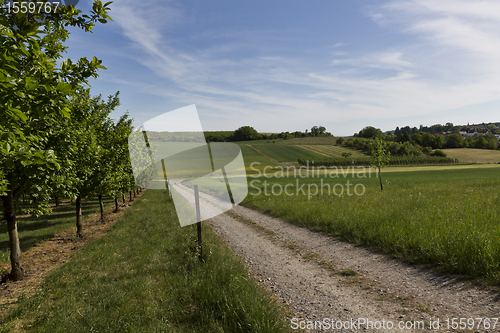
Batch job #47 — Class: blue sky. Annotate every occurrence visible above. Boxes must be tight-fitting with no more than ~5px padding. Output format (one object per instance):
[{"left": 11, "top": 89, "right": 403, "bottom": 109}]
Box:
[{"left": 64, "top": 0, "right": 500, "bottom": 136}]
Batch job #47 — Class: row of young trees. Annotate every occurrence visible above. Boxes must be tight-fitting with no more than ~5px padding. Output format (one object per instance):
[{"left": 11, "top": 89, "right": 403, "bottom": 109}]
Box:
[{"left": 1, "top": 1, "right": 139, "bottom": 281}]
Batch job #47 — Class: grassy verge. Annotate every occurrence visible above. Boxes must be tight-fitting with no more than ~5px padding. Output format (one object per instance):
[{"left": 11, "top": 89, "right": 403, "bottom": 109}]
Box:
[
  {"left": 1, "top": 190, "right": 289, "bottom": 333},
  {"left": 0, "top": 196, "right": 115, "bottom": 266},
  {"left": 243, "top": 167, "right": 500, "bottom": 284}
]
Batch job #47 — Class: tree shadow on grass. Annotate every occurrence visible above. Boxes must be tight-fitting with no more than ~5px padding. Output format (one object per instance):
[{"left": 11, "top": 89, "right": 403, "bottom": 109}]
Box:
[
  {"left": 0, "top": 196, "right": 116, "bottom": 259},
  {"left": 0, "top": 233, "right": 69, "bottom": 254},
  {"left": 16, "top": 220, "right": 61, "bottom": 233}
]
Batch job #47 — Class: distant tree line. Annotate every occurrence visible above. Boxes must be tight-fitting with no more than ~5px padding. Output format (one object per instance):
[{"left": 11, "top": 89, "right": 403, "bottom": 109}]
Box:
[
  {"left": 344, "top": 126, "right": 500, "bottom": 157},
  {"left": 389, "top": 122, "right": 500, "bottom": 135},
  {"left": 205, "top": 125, "right": 333, "bottom": 142}
]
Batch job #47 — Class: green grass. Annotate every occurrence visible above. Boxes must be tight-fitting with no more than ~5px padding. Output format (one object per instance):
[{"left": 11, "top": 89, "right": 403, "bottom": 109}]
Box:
[
  {"left": 235, "top": 139, "right": 283, "bottom": 145},
  {"left": 252, "top": 145, "right": 325, "bottom": 163},
  {"left": 1, "top": 191, "right": 288, "bottom": 333},
  {"left": 277, "top": 137, "right": 339, "bottom": 145},
  {"left": 300, "top": 145, "right": 367, "bottom": 158},
  {"left": 0, "top": 197, "right": 115, "bottom": 266},
  {"left": 300, "top": 155, "right": 457, "bottom": 167},
  {"left": 441, "top": 148, "right": 500, "bottom": 164},
  {"left": 237, "top": 144, "right": 278, "bottom": 172},
  {"left": 243, "top": 167, "right": 500, "bottom": 284}
]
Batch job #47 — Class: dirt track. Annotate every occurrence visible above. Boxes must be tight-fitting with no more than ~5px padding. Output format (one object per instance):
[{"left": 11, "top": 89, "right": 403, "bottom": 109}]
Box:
[{"left": 209, "top": 205, "right": 500, "bottom": 332}]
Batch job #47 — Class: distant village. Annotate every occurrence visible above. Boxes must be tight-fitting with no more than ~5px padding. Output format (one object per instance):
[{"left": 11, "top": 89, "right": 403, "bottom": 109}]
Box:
[{"left": 390, "top": 122, "right": 500, "bottom": 139}]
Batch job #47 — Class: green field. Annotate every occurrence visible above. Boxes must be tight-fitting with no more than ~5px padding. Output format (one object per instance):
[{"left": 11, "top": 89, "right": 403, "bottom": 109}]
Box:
[
  {"left": 252, "top": 144, "right": 326, "bottom": 162},
  {"left": 1, "top": 191, "right": 288, "bottom": 332},
  {"left": 442, "top": 148, "right": 500, "bottom": 164},
  {"left": 243, "top": 167, "right": 500, "bottom": 284},
  {"left": 277, "top": 137, "right": 339, "bottom": 145},
  {"left": 237, "top": 144, "right": 278, "bottom": 171},
  {"left": 299, "top": 145, "right": 367, "bottom": 158}
]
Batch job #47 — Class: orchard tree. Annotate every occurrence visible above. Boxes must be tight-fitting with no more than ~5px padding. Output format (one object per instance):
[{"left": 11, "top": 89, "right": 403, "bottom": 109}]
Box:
[
  {"left": 0, "top": 0, "right": 112, "bottom": 280},
  {"left": 98, "top": 113, "right": 134, "bottom": 215},
  {"left": 370, "top": 139, "right": 391, "bottom": 191},
  {"left": 66, "top": 89, "right": 121, "bottom": 236}
]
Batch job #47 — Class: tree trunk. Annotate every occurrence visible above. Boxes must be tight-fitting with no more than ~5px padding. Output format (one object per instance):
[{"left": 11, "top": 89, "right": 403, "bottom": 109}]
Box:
[
  {"left": 122, "top": 193, "right": 125, "bottom": 204},
  {"left": 55, "top": 196, "right": 59, "bottom": 207},
  {"left": 114, "top": 198, "right": 119, "bottom": 212},
  {"left": 98, "top": 194, "right": 104, "bottom": 221},
  {"left": 379, "top": 167, "right": 383, "bottom": 191},
  {"left": 133, "top": 188, "right": 136, "bottom": 198},
  {"left": 76, "top": 195, "right": 83, "bottom": 237},
  {"left": 129, "top": 191, "right": 132, "bottom": 202},
  {"left": 3, "top": 189, "right": 24, "bottom": 281}
]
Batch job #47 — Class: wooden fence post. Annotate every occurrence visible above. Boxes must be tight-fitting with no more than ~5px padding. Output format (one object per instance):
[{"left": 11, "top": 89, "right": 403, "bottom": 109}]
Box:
[{"left": 194, "top": 185, "right": 202, "bottom": 261}]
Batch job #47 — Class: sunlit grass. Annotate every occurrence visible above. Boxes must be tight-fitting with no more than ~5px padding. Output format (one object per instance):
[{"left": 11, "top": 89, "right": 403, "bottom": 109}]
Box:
[
  {"left": 442, "top": 148, "right": 500, "bottom": 164},
  {"left": 243, "top": 167, "right": 500, "bottom": 284}
]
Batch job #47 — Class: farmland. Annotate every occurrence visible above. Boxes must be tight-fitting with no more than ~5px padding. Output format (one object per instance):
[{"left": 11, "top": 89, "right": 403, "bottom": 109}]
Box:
[
  {"left": 442, "top": 148, "right": 500, "bottom": 164},
  {"left": 278, "top": 136, "right": 340, "bottom": 145},
  {"left": 299, "top": 144, "right": 366, "bottom": 158},
  {"left": 237, "top": 144, "right": 278, "bottom": 171},
  {"left": 252, "top": 144, "right": 325, "bottom": 162}
]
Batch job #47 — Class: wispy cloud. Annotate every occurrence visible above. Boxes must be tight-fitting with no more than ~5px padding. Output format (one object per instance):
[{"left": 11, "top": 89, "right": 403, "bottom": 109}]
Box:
[{"left": 108, "top": 0, "right": 500, "bottom": 134}]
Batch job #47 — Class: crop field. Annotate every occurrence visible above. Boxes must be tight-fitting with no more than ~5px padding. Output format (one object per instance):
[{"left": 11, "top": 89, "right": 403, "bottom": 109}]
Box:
[
  {"left": 252, "top": 144, "right": 326, "bottom": 162},
  {"left": 442, "top": 148, "right": 500, "bottom": 164},
  {"left": 236, "top": 144, "right": 278, "bottom": 172},
  {"left": 243, "top": 166, "right": 500, "bottom": 284},
  {"left": 278, "top": 136, "right": 340, "bottom": 145},
  {"left": 299, "top": 145, "right": 366, "bottom": 158}
]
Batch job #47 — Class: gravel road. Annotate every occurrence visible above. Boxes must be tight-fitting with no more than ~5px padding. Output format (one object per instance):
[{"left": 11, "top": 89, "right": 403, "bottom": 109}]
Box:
[{"left": 209, "top": 205, "right": 500, "bottom": 332}]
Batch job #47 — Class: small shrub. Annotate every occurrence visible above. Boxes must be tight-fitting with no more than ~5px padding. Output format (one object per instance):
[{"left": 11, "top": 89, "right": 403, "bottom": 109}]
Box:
[
  {"left": 430, "top": 149, "right": 447, "bottom": 157},
  {"left": 341, "top": 152, "right": 352, "bottom": 158}
]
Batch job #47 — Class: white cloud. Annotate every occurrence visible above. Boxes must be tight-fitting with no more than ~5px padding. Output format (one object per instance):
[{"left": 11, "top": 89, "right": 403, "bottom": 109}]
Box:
[{"left": 108, "top": 0, "right": 500, "bottom": 135}]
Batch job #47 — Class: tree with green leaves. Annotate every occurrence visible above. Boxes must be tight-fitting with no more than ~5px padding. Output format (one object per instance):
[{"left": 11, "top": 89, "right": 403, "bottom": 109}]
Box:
[
  {"left": 97, "top": 112, "right": 134, "bottom": 216},
  {"left": 356, "top": 126, "right": 383, "bottom": 139},
  {"left": 233, "top": 126, "right": 260, "bottom": 141},
  {"left": 370, "top": 138, "right": 391, "bottom": 191},
  {"left": 66, "top": 89, "right": 124, "bottom": 235},
  {"left": 0, "top": 0, "right": 112, "bottom": 281}
]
